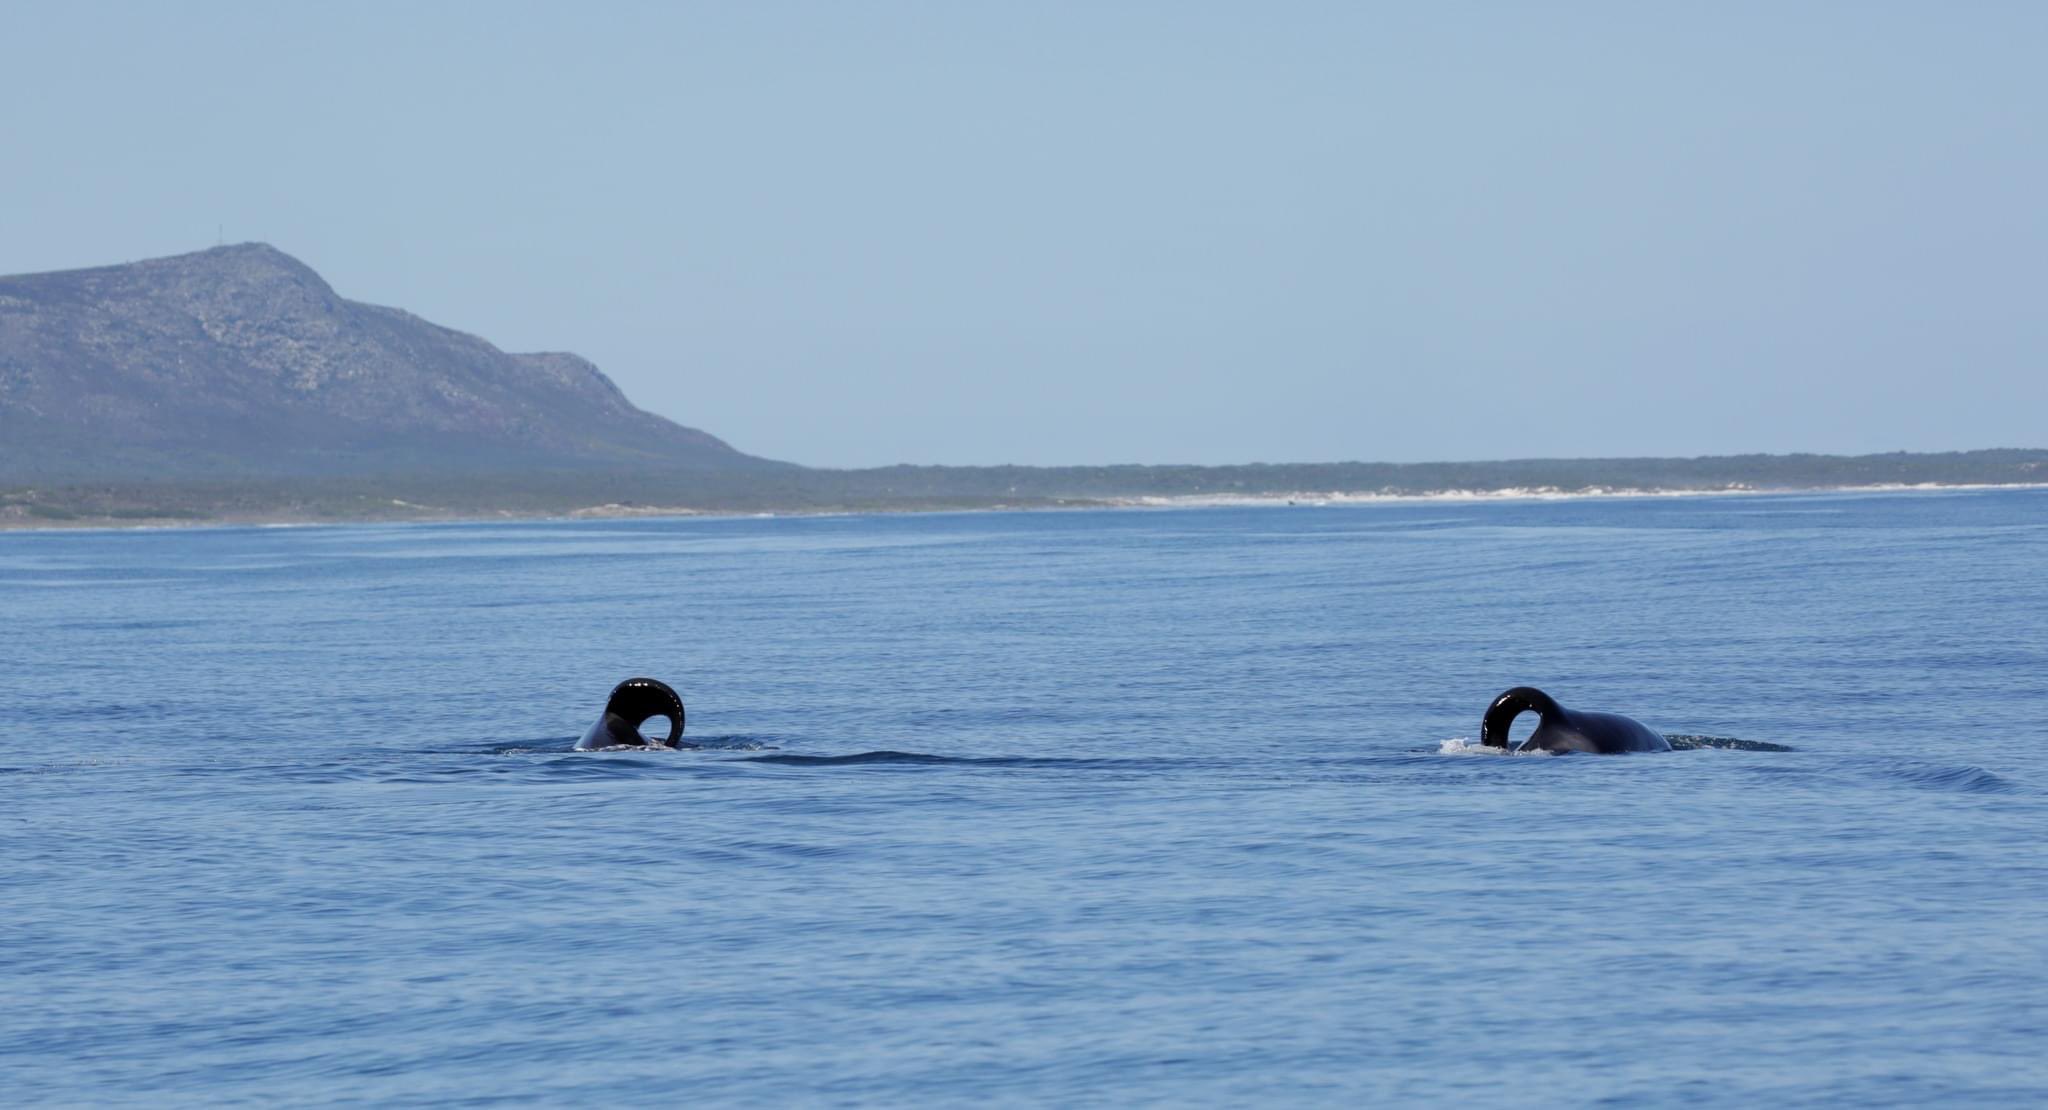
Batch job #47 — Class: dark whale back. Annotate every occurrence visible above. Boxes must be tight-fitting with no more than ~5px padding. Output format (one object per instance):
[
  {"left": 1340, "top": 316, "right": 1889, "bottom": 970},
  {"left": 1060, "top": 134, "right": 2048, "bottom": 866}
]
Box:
[
  {"left": 576, "top": 677, "right": 686, "bottom": 750},
  {"left": 1480, "top": 686, "right": 1670, "bottom": 754}
]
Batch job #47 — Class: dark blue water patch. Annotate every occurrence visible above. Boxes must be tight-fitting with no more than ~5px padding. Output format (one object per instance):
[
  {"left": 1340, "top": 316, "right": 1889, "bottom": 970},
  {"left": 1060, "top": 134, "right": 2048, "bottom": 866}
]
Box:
[
  {"left": 715, "top": 837, "right": 860, "bottom": 861},
  {"left": 897, "top": 704, "right": 1126, "bottom": 727},
  {"left": 1857, "top": 758, "right": 2031, "bottom": 795},
  {"left": 534, "top": 754, "right": 698, "bottom": 777},
  {"left": 1664, "top": 733, "right": 1798, "bottom": 752},
  {"left": 734, "top": 750, "right": 1178, "bottom": 769},
  {"left": 55, "top": 617, "right": 206, "bottom": 632},
  {"left": 8, "top": 700, "right": 190, "bottom": 724},
  {"left": 163, "top": 758, "right": 409, "bottom": 785}
]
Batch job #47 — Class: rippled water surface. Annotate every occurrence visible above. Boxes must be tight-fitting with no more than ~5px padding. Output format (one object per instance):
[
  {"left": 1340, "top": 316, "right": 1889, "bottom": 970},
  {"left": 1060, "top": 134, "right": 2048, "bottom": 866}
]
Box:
[{"left": 5, "top": 490, "right": 2047, "bottom": 1105}]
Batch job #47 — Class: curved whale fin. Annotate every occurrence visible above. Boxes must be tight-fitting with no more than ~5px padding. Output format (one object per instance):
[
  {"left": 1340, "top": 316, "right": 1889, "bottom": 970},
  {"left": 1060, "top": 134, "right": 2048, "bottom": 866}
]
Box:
[
  {"left": 1480, "top": 686, "right": 1561, "bottom": 749},
  {"left": 577, "top": 677, "right": 686, "bottom": 750},
  {"left": 1480, "top": 686, "right": 1671, "bottom": 754}
]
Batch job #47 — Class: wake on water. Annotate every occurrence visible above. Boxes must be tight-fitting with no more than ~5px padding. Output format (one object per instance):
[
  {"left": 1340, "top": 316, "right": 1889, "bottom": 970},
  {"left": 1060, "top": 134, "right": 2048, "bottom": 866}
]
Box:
[
  {"left": 543, "top": 737, "right": 1798, "bottom": 764},
  {"left": 476, "top": 736, "right": 2045, "bottom": 802},
  {"left": 1438, "top": 738, "right": 1555, "bottom": 757},
  {"left": 485, "top": 735, "right": 779, "bottom": 755},
  {"left": 1438, "top": 733, "right": 1798, "bottom": 755}
]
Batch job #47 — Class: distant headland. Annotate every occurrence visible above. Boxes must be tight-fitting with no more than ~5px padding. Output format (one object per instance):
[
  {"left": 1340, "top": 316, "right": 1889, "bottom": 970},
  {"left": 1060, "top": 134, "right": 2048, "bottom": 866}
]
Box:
[{"left": 3, "top": 246, "right": 2042, "bottom": 527}]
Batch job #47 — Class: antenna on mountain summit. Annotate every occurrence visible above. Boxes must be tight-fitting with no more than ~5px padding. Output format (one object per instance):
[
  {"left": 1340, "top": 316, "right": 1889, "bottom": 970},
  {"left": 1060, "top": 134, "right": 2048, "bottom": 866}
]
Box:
[{"left": 216, "top": 223, "right": 224, "bottom": 247}]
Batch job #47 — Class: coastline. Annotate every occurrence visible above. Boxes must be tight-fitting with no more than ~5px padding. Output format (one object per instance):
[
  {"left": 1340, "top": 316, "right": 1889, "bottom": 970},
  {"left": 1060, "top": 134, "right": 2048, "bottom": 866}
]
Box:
[
  {"left": 4, "top": 480, "right": 2042, "bottom": 535},
  {"left": 1102, "top": 480, "right": 2048, "bottom": 508}
]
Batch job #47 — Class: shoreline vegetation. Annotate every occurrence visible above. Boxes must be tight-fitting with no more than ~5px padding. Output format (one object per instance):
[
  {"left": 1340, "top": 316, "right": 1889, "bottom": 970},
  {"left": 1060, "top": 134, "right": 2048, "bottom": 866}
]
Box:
[{"left": 4, "top": 449, "right": 2043, "bottom": 529}]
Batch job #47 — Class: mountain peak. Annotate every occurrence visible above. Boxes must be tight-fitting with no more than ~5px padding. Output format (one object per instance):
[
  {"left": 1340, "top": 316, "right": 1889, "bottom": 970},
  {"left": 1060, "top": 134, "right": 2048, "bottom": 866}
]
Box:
[
  {"left": 130, "top": 242, "right": 343, "bottom": 330},
  {"left": 190, "top": 240, "right": 301, "bottom": 263},
  {"left": 178, "top": 240, "right": 325, "bottom": 280},
  {"left": 6, "top": 240, "right": 326, "bottom": 288}
]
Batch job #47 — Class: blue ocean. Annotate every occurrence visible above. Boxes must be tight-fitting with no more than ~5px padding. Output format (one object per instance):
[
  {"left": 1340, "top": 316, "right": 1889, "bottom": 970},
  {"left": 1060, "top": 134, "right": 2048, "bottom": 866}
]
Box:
[{"left": 4, "top": 489, "right": 2045, "bottom": 1105}]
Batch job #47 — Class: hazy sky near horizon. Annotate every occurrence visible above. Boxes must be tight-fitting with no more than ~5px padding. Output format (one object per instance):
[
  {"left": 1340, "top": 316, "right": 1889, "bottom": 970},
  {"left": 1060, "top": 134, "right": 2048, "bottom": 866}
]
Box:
[{"left": 4, "top": 2, "right": 2044, "bottom": 467}]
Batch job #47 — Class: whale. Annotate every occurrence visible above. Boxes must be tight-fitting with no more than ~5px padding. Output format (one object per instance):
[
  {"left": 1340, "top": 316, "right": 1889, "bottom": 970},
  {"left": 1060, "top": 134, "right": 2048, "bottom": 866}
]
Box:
[
  {"left": 1480, "top": 687, "right": 1670, "bottom": 754},
  {"left": 576, "top": 677, "right": 687, "bottom": 750}
]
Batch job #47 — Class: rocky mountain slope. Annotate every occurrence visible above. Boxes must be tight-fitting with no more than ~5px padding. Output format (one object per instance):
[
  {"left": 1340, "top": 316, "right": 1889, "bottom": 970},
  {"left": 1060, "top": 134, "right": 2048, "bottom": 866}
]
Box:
[{"left": 0, "top": 244, "right": 773, "bottom": 478}]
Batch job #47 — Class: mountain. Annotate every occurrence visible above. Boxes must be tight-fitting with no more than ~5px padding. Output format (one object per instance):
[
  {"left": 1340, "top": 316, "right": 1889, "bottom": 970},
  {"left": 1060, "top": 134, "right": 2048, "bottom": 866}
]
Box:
[
  {"left": 5, "top": 245, "right": 2045, "bottom": 525},
  {"left": 0, "top": 244, "right": 776, "bottom": 478}
]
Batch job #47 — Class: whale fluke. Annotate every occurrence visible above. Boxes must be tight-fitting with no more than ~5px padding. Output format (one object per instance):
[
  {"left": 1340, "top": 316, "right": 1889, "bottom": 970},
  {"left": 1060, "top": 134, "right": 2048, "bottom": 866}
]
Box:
[
  {"left": 1481, "top": 686, "right": 1670, "bottom": 754},
  {"left": 576, "top": 677, "right": 686, "bottom": 750}
]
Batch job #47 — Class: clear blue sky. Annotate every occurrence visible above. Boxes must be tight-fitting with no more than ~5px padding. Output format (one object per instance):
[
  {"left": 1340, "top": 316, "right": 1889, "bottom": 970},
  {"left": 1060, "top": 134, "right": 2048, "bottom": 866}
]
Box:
[{"left": 4, "top": 2, "right": 2043, "bottom": 467}]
